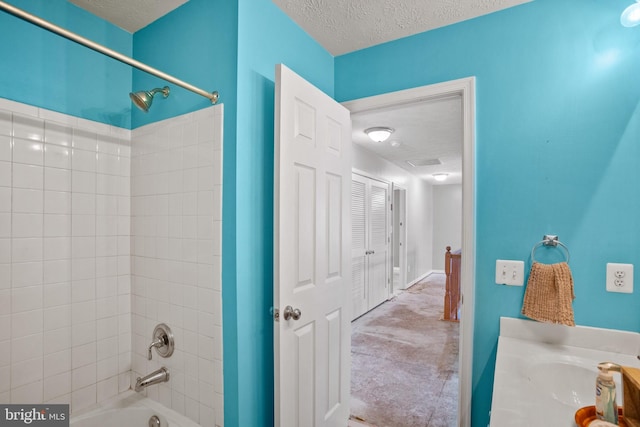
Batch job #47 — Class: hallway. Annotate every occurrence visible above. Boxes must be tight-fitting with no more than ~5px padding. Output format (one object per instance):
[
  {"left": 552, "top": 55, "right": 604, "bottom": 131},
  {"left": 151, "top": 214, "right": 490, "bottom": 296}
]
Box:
[{"left": 350, "top": 273, "right": 459, "bottom": 427}]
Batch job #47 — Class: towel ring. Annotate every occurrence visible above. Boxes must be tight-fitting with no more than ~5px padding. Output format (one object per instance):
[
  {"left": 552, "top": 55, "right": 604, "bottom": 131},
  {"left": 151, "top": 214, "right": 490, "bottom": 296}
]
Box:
[{"left": 531, "top": 234, "right": 570, "bottom": 264}]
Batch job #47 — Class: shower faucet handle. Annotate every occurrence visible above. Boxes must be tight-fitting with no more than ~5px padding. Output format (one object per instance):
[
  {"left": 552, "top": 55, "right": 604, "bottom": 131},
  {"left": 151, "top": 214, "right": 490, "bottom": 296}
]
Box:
[
  {"left": 147, "top": 323, "right": 174, "bottom": 360},
  {"left": 147, "top": 337, "right": 164, "bottom": 360}
]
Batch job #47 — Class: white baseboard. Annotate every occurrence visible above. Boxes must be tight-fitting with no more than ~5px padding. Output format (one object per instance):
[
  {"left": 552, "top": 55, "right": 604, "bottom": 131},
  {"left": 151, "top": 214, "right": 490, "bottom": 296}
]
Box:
[
  {"left": 404, "top": 271, "right": 429, "bottom": 289},
  {"left": 399, "top": 270, "right": 446, "bottom": 290}
]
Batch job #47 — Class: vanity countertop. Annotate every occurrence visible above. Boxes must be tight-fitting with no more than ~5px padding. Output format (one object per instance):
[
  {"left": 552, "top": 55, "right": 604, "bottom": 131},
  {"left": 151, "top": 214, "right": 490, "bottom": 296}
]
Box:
[{"left": 490, "top": 317, "right": 640, "bottom": 426}]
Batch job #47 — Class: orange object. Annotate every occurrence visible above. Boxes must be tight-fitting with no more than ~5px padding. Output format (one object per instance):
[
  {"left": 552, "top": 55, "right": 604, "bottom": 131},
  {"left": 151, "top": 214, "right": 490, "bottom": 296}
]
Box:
[
  {"left": 621, "top": 366, "right": 640, "bottom": 427},
  {"left": 444, "top": 246, "right": 461, "bottom": 322},
  {"left": 574, "top": 406, "right": 626, "bottom": 427}
]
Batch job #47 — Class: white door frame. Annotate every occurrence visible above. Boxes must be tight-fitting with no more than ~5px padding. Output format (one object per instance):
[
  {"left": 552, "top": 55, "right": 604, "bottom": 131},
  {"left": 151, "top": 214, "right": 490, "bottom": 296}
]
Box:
[
  {"left": 391, "top": 183, "right": 407, "bottom": 294},
  {"left": 342, "top": 76, "right": 476, "bottom": 427}
]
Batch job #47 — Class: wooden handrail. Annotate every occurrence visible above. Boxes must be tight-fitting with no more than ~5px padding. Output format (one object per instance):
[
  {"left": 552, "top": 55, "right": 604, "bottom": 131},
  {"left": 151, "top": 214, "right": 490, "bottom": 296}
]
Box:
[{"left": 444, "top": 246, "right": 461, "bottom": 322}]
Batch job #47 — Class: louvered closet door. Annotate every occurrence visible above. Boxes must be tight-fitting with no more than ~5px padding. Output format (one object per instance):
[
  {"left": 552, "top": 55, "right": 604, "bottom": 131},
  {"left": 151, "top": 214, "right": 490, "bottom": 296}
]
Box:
[
  {"left": 351, "top": 173, "right": 390, "bottom": 320},
  {"left": 351, "top": 174, "right": 368, "bottom": 320},
  {"left": 367, "top": 179, "right": 389, "bottom": 310}
]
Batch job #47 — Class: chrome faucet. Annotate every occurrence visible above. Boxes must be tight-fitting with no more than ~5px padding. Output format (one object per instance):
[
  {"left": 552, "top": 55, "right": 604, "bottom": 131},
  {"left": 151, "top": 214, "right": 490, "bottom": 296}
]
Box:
[
  {"left": 148, "top": 336, "right": 165, "bottom": 360},
  {"left": 135, "top": 367, "right": 170, "bottom": 392},
  {"left": 148, "top": 324, "right": 174, "bottom": 360}
]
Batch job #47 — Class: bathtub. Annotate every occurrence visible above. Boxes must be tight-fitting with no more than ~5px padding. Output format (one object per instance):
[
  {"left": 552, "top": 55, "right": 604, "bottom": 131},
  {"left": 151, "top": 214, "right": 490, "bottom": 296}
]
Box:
[{"left": 71, "top": 391, "right": 201, "bottom": 427}]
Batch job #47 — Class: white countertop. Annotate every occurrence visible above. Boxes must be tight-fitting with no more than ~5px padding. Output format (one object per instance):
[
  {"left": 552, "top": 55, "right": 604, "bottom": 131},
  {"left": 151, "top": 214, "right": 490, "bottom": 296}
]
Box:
[{"left": 490, "top": 317, "right": 640, "bottom": 427}]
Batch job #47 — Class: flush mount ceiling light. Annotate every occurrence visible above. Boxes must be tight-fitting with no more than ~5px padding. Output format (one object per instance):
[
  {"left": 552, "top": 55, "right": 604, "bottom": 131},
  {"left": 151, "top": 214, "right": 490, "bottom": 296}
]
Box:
[
  {"left": 364, "top": 127, "right": 394, "bottom": 143},
  {"left": 621, "top": 0, "right": 640, "bottom": 27},
  {"left": 432, "top": 173, "right": 449, "bottom": 182}
]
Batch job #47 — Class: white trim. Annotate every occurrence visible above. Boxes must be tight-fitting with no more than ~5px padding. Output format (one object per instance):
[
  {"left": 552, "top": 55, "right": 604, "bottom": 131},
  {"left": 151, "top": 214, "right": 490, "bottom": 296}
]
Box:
[
  {"left": 351, "top": 167, "right": 390, "bottom": 184},
  {"left": 459, "top": 77, "right": 476, "bottom": 427},
  {"left": 403, "top": 271, "right": 430, "bottom": 289},
  {"left": 390, "top": 182, "right": 407, "bottom": 191},
  {"left": 402, "top": 269, "right": 444, "bottom": 289},
  {"left": 391, "top": 183, "right": 407, "bottom": 295},
  {"left": 343, "top": 76, "right": 476, "bottom": 427}
]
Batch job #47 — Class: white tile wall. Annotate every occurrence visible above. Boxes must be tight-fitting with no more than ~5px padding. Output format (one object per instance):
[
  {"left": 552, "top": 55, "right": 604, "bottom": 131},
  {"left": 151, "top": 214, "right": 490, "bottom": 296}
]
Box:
[
  {"left": 0, "top": 98, "right": 223, "bottom": 425},
  {"left": 131, "top": 105, "right": 223, "bottom": 427},
  {"left": 0, "top": 98, "right": 131, "bottom": 411}
]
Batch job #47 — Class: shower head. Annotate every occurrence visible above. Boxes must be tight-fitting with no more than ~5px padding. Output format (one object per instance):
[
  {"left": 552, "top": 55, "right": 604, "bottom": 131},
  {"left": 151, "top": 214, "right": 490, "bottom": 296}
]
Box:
[{"left": 129, "top": 86, "right": 170, "bottom": 112}]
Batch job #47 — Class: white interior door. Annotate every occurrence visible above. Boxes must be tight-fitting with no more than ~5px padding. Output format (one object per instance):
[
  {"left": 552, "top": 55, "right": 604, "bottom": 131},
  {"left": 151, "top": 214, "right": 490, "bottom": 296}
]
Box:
[
  {"left": 367, "top": 179, "right": 389, "bottom": 309},
  {"left": 274, "top": 64, "right": 352, "bottom": 427},
  {"left": 351, "top": 175, "right": 368, "bottom": 320}
]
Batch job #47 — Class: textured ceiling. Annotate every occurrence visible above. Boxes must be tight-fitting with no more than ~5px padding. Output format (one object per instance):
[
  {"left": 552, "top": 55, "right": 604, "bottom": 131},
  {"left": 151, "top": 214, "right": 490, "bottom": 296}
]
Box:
[
  {"left": 273, "top": 0, "right": 532, "bottom": 55},
  {"left": 70, "top": 0, "right": 532, "bottom": 51},
  {"left": 69, "top": 0, "right": 189, "bottom": 33},
  {"left": 352, "top": 95, "right": 463, "bottom": 185},
  {"left": 68, "top": 0, "right": 530, "bottom": 184}
]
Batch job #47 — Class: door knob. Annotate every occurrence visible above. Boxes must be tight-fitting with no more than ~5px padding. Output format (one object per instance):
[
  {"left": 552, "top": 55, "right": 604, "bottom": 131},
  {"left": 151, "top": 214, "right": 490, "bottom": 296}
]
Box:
[{"left": 283, "top": 305, "right": 302, "bottom": 321}]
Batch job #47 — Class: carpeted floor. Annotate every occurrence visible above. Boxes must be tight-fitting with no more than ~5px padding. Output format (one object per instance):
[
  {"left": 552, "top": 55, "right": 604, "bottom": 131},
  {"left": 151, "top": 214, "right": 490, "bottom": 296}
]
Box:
[{"left": 350, "top": 273, "right": 459, "bottom": 427}]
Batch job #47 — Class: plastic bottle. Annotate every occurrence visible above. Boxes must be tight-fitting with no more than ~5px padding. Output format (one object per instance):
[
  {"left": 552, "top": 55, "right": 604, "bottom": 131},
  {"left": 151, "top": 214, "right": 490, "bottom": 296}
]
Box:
[{"left": 595, "top": 365, "right": 618, "bottom": 424}]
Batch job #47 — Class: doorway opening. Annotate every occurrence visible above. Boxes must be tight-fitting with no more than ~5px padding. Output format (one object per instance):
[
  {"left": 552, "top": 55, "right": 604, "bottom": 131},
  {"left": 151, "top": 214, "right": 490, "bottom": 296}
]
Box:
[
  {"left": 343, "top": 77, "right": 475, "bottom": 427},
  {"left": 350, "top": 271, "right": 459, "bottom": 426},
  {"left": 392, "top": 185, "right": 407, "bottom": 295}
]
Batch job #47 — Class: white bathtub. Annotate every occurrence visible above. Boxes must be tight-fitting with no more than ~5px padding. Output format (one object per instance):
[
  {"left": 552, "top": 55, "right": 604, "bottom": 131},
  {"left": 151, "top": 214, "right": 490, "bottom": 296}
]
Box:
[{"left": 71, "top": 391, "right": 200, "bottom": 427}]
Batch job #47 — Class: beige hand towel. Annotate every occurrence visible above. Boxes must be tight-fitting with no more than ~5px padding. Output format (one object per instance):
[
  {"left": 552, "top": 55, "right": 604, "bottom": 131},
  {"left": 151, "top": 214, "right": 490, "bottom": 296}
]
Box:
[{"left": 521, "top": 261, "right": 575, "bottom": 326}]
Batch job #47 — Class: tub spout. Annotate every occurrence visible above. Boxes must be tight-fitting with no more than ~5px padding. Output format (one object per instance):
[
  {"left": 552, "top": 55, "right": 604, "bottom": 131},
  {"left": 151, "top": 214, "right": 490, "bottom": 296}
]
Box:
[{"left": 135, "top": 367, "right": 169, "bottom": 392}]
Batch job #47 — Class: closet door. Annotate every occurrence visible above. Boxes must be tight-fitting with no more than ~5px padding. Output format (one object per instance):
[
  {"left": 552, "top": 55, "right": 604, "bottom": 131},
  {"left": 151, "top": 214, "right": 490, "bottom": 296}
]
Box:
[
  {"left": 350, "top": 173, "right": 390, "bottom": 320},
  {"left": 351, "top": 174, "right": 368, "bottom": 319},
  {"left": 367, "top": 179, "right": 389, "bottom": 310}
]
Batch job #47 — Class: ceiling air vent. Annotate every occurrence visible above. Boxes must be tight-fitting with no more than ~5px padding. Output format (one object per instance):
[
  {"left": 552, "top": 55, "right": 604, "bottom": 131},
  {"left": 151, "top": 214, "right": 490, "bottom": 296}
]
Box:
[{"left": 406, "top": 158, "right": 441, "bottom": 167}]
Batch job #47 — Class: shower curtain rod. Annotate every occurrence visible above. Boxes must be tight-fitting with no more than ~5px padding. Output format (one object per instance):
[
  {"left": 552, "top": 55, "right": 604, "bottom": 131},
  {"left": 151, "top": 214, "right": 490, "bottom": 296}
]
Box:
[{"left": 0, "top": 0, "right": 219, "bottom": 104}]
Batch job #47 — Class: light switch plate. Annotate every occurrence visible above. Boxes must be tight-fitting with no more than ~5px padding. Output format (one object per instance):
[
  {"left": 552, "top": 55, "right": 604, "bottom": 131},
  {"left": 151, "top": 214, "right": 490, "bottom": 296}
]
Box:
[{"left": 496, "top": 260, "right": 525, "bottom": 286}]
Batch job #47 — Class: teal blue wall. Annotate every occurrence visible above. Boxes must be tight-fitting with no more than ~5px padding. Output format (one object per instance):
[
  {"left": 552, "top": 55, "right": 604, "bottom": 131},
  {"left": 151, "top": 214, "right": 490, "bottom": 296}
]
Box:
[
  {"left": 233, "top": 0, "right": 333, "bottom": 425},
  {"left": 335, "top": 0, "right": 640, "bottom": 425},
  {"left": 0, "top": 0, "right": 332, "bottom": 425},
  {"left": 130, "top": 0, "right": 238, "bottom": 129},
  {"left": 0, "top": 0, "right": 132, "bottom": 128},
  {"left": 5, "top": 0, "right": 640, "bottom": 426},
  {"left": 134, "top": 0, "right": 334, "bottom": 425}
]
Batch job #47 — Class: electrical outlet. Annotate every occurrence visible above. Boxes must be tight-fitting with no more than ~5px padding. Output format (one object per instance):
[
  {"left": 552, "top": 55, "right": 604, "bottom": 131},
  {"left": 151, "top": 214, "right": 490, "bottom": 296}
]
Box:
[
  {"left": 495, "top": 260, "right": 525, "bottom": 286},
  {"left": 606, "top": 263, "right": 633, "bottom": 293}
]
